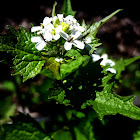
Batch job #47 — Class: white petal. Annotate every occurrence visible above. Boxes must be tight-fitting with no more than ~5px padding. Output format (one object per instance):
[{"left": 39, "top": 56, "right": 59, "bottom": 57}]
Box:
[
  {"left": 31, "top": 26, "right": 41, "bottom": 32},
  {"left": 106, "top": 59, "right": 115, "bottom": 67},
  {"left": 101, "top": 59, "right": 115, "bottom": 66},
  {"left": 100, "top": 60, "right": 107, "bottom": 66},
  {"left": 71, "top": 30, "right": 82, "bottom": 40},
  {"left": 101, "top": 54, "right": 108, "bottom": 59},
  {"left": 64, "top": 41, "right": 72, "bottom": 50},
  {"left": 31, "top": 36, "right": 42, "bottom": 43},
  {"left": 44, "top": 31, "right": 53, "bottom": 41},
  {"left": 64, "top": 15, "right": 74, "bottom": 21},
  {"left": 57, "top": 14, "right": 63, "bottom": 22},
  {"left": 35, "top": 41, "right": 46, "bottom": 51},
  {"left": 65, "top": 15, "right": 77, "bottom": 24},
  {"left": 73, "top": 40, "right": 85, "bottom": 49},
  {"left": 53, "top": 16, "right": 57, "bottom": 21},
  {"left": 53, "top": 34, "right": 60, "bottom": 40},
  {"left": 76, "top": 26, "right": 85, "bottom": 32},
  {"left": 59, "top": 31, "right": 69, "bottom": 40},
  {"left": 92, "top": 54, "right": 101, "bottom": 62},
  {"left": 55, "top": 58, "right": 63, "bottom": 62},
  {"left": 43, "top": 17, "right": 52, "bottom": 26},
  {"left": 85, "top": 37, "right": 91, "bottom": 43},
  {"left": 110, "top": 61, "right": 115, "bottom": 67},
  {"left": 55, "top": 25, "right": 62, "bottom": 33},
  {"left": 106, "top": 68, "right": 116, "bottom": 74},
  {"left": 45, "top": 23, "right": 54, "bottom": 32}
]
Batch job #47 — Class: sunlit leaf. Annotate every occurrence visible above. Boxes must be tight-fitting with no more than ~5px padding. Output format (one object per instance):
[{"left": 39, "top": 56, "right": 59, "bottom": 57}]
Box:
[{"left": 0, "top": 26, "right": 45, "bottom": 82}]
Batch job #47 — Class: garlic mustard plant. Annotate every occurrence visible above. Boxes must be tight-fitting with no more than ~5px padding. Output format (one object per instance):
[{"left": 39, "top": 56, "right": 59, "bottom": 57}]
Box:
[{"left": 1, "top": 1, "right": 140, "bottom": 140}]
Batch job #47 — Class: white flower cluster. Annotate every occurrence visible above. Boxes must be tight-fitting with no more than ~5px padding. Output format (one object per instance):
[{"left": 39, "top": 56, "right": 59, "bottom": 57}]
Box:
[
  {"left": 92, "top": 54, "right": 116, "bottom": 73},
  {"left": 31, "top": 14, "right": 90, "bottom": 51}
]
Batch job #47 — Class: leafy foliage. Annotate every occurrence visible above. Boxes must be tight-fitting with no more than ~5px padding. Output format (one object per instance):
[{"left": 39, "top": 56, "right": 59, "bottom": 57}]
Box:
[
  {"left": 0, "top": 26, "right": 45, "bottom": 82},
  {"left": 81, "top": 56, "right": 140, "bottom": 120},
  {"left": 0, "top": 113, "right": 50, "bottom": 140},
  {"left": 93, "top": 74, "right": 140, "bottom": 120},
  {"left": 60, "top": 49, "right": 90, "bottom": 79},
  {"left": 0, "top": 0, "right": 140, "bottom": 139},
  {"left": 133, "top": 127, "right": 140, "bottom": 140},
  {"left": 51, "top": 110, "right": 97, "bottom": 140}
]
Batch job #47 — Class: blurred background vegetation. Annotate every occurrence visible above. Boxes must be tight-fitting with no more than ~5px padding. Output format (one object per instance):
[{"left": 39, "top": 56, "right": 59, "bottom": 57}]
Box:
[{"left": 0, "top": 1, "right": 140, "bottom": 139}]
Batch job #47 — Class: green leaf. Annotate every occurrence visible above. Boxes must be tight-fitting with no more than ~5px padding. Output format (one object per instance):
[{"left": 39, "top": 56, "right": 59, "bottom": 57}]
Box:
[
  {"left": 74, "top": 128, "right": 88, "bottom": 140},
  {"left": 0, "top": 26, "right": 45, "bottom": 82},
  {"left": 113, "top": 56, "right": 140, "bottom": 79},
  {"left": 0, "top": 96, "right": 16, "bottom": 120},
  {"left": 0, "top": 113, "right": 50, "bottom": 140},
  {"left": 88, "top": 42, "right": 102, "bottom": 55},
  {"left": 60, "top": 49, "right": 90, "bottom": 79},
  {"left": 52, "top": 129, "right": 73, "bottom": 140},
  {"left": 81, "top": 72, "right": 140, "bottom": 120},
  {"left": 133, "top": 127, "right": 140, "bottom": 140},
  {"left": 94, "top": 9, "right": 123, "bottom": 29},
  {"left": 13, "top": 60, "right": 45, "bottom": 82},
  {"left": 41, "top": 57, "right": 61, "bottom": 80},
  {"left": 92, "top": 74, "right": 140, "bottom": 120},
  {"left": 85, "top": 9, "right": 122, "bottom": 38},
  {"left": 61, "top": 0, "right": 76, "bottom": 16},
  {"left": 74, "top": 112, "right": 96, "bottom": 140}
]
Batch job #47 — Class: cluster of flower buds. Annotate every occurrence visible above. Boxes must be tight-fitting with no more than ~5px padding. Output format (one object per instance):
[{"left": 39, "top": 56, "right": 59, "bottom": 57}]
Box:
[{"left": 31, "top": 14, "right": 91, "bottom": 51}]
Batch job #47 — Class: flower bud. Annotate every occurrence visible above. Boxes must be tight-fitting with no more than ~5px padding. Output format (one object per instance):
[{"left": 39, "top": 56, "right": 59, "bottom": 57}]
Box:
[
  {"left": 53, "top": 17, "right": 60, "bottom": 28},
  {"left": 61, "top": 22, "right": 69, "bottom": 33}
]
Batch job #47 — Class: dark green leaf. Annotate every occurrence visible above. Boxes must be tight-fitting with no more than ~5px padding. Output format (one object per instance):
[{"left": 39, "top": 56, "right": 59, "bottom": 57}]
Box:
[
  {"left": 52, "top": 129, "right": 73, "bottom": 140},
  {"left": 0, "top": 113, "right": 50, "bottom": 140},
  {"left": 61, "top": 0, "right": 76, "bottom": 16},
  {"left": 74, "top": 112, "right": 96, "bottom": 140},
  {"left": 60, "top": 49, "right": 90, "bottom": 79},
  {"left": 0, "top": 26, "right": 45, "bottom": 82}
]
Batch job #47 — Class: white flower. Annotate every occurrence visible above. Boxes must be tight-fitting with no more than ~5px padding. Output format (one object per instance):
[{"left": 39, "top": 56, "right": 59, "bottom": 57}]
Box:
[
  {"left": 60, "top": 30, "right": 85, "bottom": 51},
  {"left": 31, "top": 26, "right": 42, "bottom": 32},
  {"left": 43, "top": 23, "right": 62, "bottom": 41},
  {"left": 31, "top": 24, "right": 62, "bottom": 51},
  {"left": 64, "top": 15, "right": 85, "bottom": 32},
  {"left": 92, "top": 54, "right": 101, "bottom": 62},
  {"left": 55, "top": 58, "right": 63, "bottom": 62},
  {"left": 31, "top": 14, "right": 86, "bottom": 51},
  {"left": 64, "top": 15, "right": 77, "bottom": 24},
  {"left": 100, "top": 54, "right": 115, "bottom": 67},
  {"left": 31, "top": 15, "right": 64, "bottom": 49},
  {"left": 31, "top": 17, "right": 52, "bottom": 34},
  {"left": 56, "top": 14, "right": 64, "bottom": 23},
  {"left": 31, "top": 36, "right": 47, "bottom": 51},
  {"left": 92, "top": 54, "right": 116, "bottom": 74}
]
